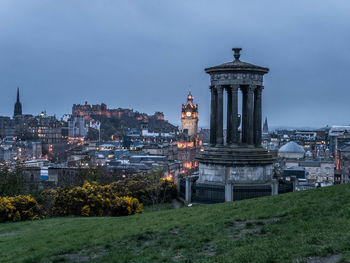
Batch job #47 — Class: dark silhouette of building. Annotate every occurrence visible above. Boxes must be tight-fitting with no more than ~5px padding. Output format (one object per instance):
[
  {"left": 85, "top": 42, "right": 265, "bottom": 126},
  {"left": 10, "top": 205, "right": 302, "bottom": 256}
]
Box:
[
  {"left": 14, "top": 88, "right": 22, "bottom": 117},
  {"left": 263, "top": 117, "right": 269, "bottom": 134}
]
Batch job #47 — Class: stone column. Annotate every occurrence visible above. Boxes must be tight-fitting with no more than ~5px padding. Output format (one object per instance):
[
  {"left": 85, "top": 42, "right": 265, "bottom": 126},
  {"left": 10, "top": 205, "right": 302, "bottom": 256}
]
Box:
[
  {"left": 226, "top": 86, "right": 232, "bottom": 144},
  {"left": 291, "top": 176, "right": 297, "bottom": 192},
  {"left": 225, "top": 183, "right": 233, "bottom": 202},
  {"left": 271, "top": 179, "right": 278, "bottom": 195},
  {"left": 241, "top": 88, "right": 247, "bottom": 144},
  {"left": 231, "top": 84, "right": 239, "bottom": 144},
  {"left": 185, "top": 178, "right": 192, "bottom": 204},
  {"left": 216, "top": 85, "right": 224, "bottom": 145},
  {"left": 246, "top": 85, "right": 255, "bottom": 145},
  {"left": 254, "top": 86, "right": 263, "bottom": 146},
  {"left": 209, "top": 86, "right": 217, "bottom": 145}
]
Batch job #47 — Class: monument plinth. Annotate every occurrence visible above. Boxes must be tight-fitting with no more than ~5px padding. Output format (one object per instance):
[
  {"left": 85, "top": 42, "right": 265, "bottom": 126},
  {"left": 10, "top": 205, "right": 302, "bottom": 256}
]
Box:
[{"left": 196, "top": 48, "right": 274, "bottom": 186}]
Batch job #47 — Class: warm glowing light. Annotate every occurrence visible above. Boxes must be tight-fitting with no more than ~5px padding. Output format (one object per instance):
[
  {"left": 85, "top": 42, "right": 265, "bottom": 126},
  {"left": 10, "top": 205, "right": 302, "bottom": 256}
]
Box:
[
  {"left": 165, "top": 174, "right": 174, "bottom": 181},
  {"left": 177, "top": 141, "right": 194, "bottom": 149}
]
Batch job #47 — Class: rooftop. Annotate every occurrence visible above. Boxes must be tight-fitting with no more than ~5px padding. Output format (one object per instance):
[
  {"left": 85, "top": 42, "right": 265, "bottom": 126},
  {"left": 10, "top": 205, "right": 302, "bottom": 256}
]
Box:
[
  {"left": 278, "top": 141, "right": 305, "bottom": 154},
  {"left": 205, "top": 48, "right": 269, "bottom": 74}
]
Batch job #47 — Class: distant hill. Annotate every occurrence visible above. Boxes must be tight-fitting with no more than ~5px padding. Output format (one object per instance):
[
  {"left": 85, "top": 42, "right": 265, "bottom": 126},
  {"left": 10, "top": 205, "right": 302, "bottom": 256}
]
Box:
[
  {"left": 2, "top": 184, "right": 350, "bottom": 262},
  {"left": 88, "top": 114, "right": 178, "bottom": 140}
]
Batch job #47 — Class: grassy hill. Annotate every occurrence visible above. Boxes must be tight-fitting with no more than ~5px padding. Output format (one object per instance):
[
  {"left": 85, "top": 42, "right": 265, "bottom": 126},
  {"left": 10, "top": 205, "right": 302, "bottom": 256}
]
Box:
[{"left": 1, "top": 184, "right": 350, "bottom": 263}]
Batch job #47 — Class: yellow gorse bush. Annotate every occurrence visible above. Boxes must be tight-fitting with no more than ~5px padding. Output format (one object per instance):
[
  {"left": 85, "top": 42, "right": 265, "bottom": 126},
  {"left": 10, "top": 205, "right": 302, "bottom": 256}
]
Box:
[
  {"left": 53, "top": 181, "right": 143, "bottom": 217},
  {"left": 0, "top": 195, "right": 42, "bottom": 223}
]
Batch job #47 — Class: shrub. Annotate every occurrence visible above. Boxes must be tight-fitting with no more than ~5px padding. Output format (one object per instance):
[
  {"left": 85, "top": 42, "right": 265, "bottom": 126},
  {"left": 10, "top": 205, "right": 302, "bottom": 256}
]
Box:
[
  {"left": 53, "top": 181, "right": 143, "bottom": 217},
  {"left": 0, "top": 195, "right": 42, "bottom": 223},
  {"left": 0, "top": 163, "right": 26, "bottom": 196},
  {"left": 37, "top": 189, "right": 56, "bottom": 217},
  {"left": 110, "top": 172, "right": 178, "bottom": 205}
]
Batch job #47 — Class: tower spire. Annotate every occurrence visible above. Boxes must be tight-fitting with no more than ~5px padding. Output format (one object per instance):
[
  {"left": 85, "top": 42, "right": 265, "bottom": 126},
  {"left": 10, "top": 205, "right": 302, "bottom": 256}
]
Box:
[
  {"left": 187, "top": 91, "right": 193, "bottom": 105},
  {"left": 263, "top": 116, "right": 269, "bottom": 134},
  {"left": 16, "top": 87, "right": 20, "bottom": 102},
  {"left": 14, "top": 87, "right": 22, "bottom": 117}
]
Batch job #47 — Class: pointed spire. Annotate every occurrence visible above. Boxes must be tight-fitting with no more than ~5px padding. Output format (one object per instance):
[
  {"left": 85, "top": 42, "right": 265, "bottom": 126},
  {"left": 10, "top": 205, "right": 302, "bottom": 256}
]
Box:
[
  {"left": 16, "top": 87, "right": 20, "bottom": 103},
  {"left": 263, "top": 117, "right": 269, "bottom": 134},
  {"left": 14, "top": 87, "right": 22, "bottom": 117}
]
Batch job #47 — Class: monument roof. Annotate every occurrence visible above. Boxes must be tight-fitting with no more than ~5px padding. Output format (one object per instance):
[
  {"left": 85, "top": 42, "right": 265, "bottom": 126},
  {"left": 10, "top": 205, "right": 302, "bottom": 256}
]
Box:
[
  {"left": 205, "top": 48, "right": 269, "bottom": 74},
  {"left": 278, "top": 141, "right": 305, "bottom": 154}
]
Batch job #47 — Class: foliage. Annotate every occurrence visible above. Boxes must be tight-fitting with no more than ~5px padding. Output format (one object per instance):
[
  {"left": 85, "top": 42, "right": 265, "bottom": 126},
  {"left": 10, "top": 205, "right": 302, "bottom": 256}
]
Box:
[
  {"left": 85, "top": 114, "right": 177, "bottom": 141},
  {"left": 36, "top": 189, "right": 56, "bottom": 217},
  {"left": 65, "top": 168, "right": 177, "bottom": 206},
  {"left": 0, "top": 195, "right": 41, "bottom": 223},
  {"left": 79, "top": 167, "right": 106, "bottom": 184},
  {"left": 58, "top": 166, "right": 135, "bottom": 187},
  {"left": 110, "top": 170, "right": 177, "bottom": 205},
  {"left": 0, "top": 163, "right": 27, "bottom": 196},
  {"left": 86, "top": 127, "right": 99, "bottom": 141},
  {"left": 53, "top": 181, "right": 143, "bottom": 217}
]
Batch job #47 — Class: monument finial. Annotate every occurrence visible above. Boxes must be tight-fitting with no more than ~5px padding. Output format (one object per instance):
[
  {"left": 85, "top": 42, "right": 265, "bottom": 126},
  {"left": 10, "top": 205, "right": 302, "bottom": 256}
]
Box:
[{"left": 232, "top": 48, "right": 242, "bottom": 61}]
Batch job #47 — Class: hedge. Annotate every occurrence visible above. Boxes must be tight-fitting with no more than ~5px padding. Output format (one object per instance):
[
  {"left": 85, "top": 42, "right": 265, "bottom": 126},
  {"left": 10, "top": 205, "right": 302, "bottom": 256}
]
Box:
[
  {"left": 0, "top": 195, "right": 41, "bottom": 222},
  {"left": 53, "top": 181, "right": 143, "bottom": 217}
]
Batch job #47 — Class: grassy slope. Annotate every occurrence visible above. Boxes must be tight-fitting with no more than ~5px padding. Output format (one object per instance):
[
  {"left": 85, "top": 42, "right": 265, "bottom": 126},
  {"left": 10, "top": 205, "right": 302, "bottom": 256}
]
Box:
[{"left": 1, "top": 184, "right": 350, "bottom": 263}]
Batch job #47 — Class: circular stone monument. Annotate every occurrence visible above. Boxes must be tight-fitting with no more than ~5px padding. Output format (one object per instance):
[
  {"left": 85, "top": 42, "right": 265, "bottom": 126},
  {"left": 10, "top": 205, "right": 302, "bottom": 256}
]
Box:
[{"left": 196, "top": 48, "right": 274, "bottom": 186}]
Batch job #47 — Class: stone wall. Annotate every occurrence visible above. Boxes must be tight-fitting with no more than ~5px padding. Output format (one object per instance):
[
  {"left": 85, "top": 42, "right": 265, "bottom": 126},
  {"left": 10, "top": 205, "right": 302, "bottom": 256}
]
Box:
[{"left": 198, "top": 163, "right": 273, "bottom": 184}]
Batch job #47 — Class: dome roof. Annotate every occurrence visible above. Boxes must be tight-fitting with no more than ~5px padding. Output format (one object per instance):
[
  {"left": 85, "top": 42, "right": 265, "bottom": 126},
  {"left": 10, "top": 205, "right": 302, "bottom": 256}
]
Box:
[{"left": 278, "top": 141, "right": 305, "bottom": 154}]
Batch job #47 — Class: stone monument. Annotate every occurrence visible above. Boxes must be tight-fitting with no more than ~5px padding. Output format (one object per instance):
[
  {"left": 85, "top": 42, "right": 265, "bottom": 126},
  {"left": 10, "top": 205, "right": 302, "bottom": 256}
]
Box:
[{"left": 195, "top": 48, "right": 275, "bottom": 201}]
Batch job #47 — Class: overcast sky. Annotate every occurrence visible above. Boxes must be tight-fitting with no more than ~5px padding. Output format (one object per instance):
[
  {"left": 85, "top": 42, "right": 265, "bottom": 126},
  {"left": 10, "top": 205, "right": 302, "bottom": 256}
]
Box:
[{"left": 1, "top": 1, "right": 350, "bottom": 129}]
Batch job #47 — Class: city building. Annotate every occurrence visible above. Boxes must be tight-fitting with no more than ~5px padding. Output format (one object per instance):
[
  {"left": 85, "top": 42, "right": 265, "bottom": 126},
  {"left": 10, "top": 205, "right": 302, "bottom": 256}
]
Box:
[
  {"left": 143, "top": 142, "right": 178, "bottom": 161},
  {"left": 67, "top": 116, "right": 89, "bottom": 138},
  {"left": 278, "top": 141, "right": 334, "bottom": 185},
  {"left": 181, "top": 92, "right": 198, "bottom": 137},
  {"left": 26, "top": 112, "right": 62, "bottom": 144},
  {"left": 336, "top": 145, "right": 350, "bottom": 184},
  {"left": 177, "top": 92, "right": 202, "bottom": 177},
  {"left": 0, "top": 116, "right": 15, "bottom": 138}
]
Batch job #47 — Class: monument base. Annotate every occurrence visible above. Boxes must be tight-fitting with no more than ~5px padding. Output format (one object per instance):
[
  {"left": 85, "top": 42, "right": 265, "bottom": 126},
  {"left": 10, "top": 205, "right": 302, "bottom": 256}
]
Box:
[
  {"left": 179, "top": 147, "right": 277, "bottom": 204},
  {"left": 196, "top": 145, "right": 274, "bottom": 184}
]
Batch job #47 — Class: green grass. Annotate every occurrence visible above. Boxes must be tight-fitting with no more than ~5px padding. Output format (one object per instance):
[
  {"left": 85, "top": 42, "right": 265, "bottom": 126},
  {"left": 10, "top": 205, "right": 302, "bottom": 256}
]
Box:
[
  {"left": 143, "top": 202, "right": 179, "bottom": 213},
  {"left": 2, "top": 184, "right": 350, "bottom": 263}
]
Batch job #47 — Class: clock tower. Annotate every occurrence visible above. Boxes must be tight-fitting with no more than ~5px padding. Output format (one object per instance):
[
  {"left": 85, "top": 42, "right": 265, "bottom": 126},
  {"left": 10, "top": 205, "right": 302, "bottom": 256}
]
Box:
[{"left": 181, "top": 92, "right": 198, "bottom": 137}]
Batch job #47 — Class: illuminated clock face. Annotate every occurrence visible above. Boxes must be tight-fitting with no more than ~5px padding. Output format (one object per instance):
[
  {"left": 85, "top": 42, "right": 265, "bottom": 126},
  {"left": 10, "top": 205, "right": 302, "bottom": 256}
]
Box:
[{"left": 186, "top": 111, "right": 191, "bottom": 117}]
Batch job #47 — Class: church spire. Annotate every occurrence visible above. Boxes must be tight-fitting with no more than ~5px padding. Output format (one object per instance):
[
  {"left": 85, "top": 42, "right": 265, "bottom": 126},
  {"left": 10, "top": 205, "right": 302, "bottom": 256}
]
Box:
[
  {"left": 14, "top": 87, "right": 22, "bottom": 117},
  {"left": 16, "top": 87, "right": 20, "bottom": 102},
  {"left": 263, "top": 116, "right": 269, "bottom": 134}
]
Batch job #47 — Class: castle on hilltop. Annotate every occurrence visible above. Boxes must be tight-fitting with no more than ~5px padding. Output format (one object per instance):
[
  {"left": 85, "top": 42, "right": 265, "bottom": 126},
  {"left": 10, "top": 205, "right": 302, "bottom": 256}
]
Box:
[{"left": 72, "top": 102, "right": 165, "bottom": 122}]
